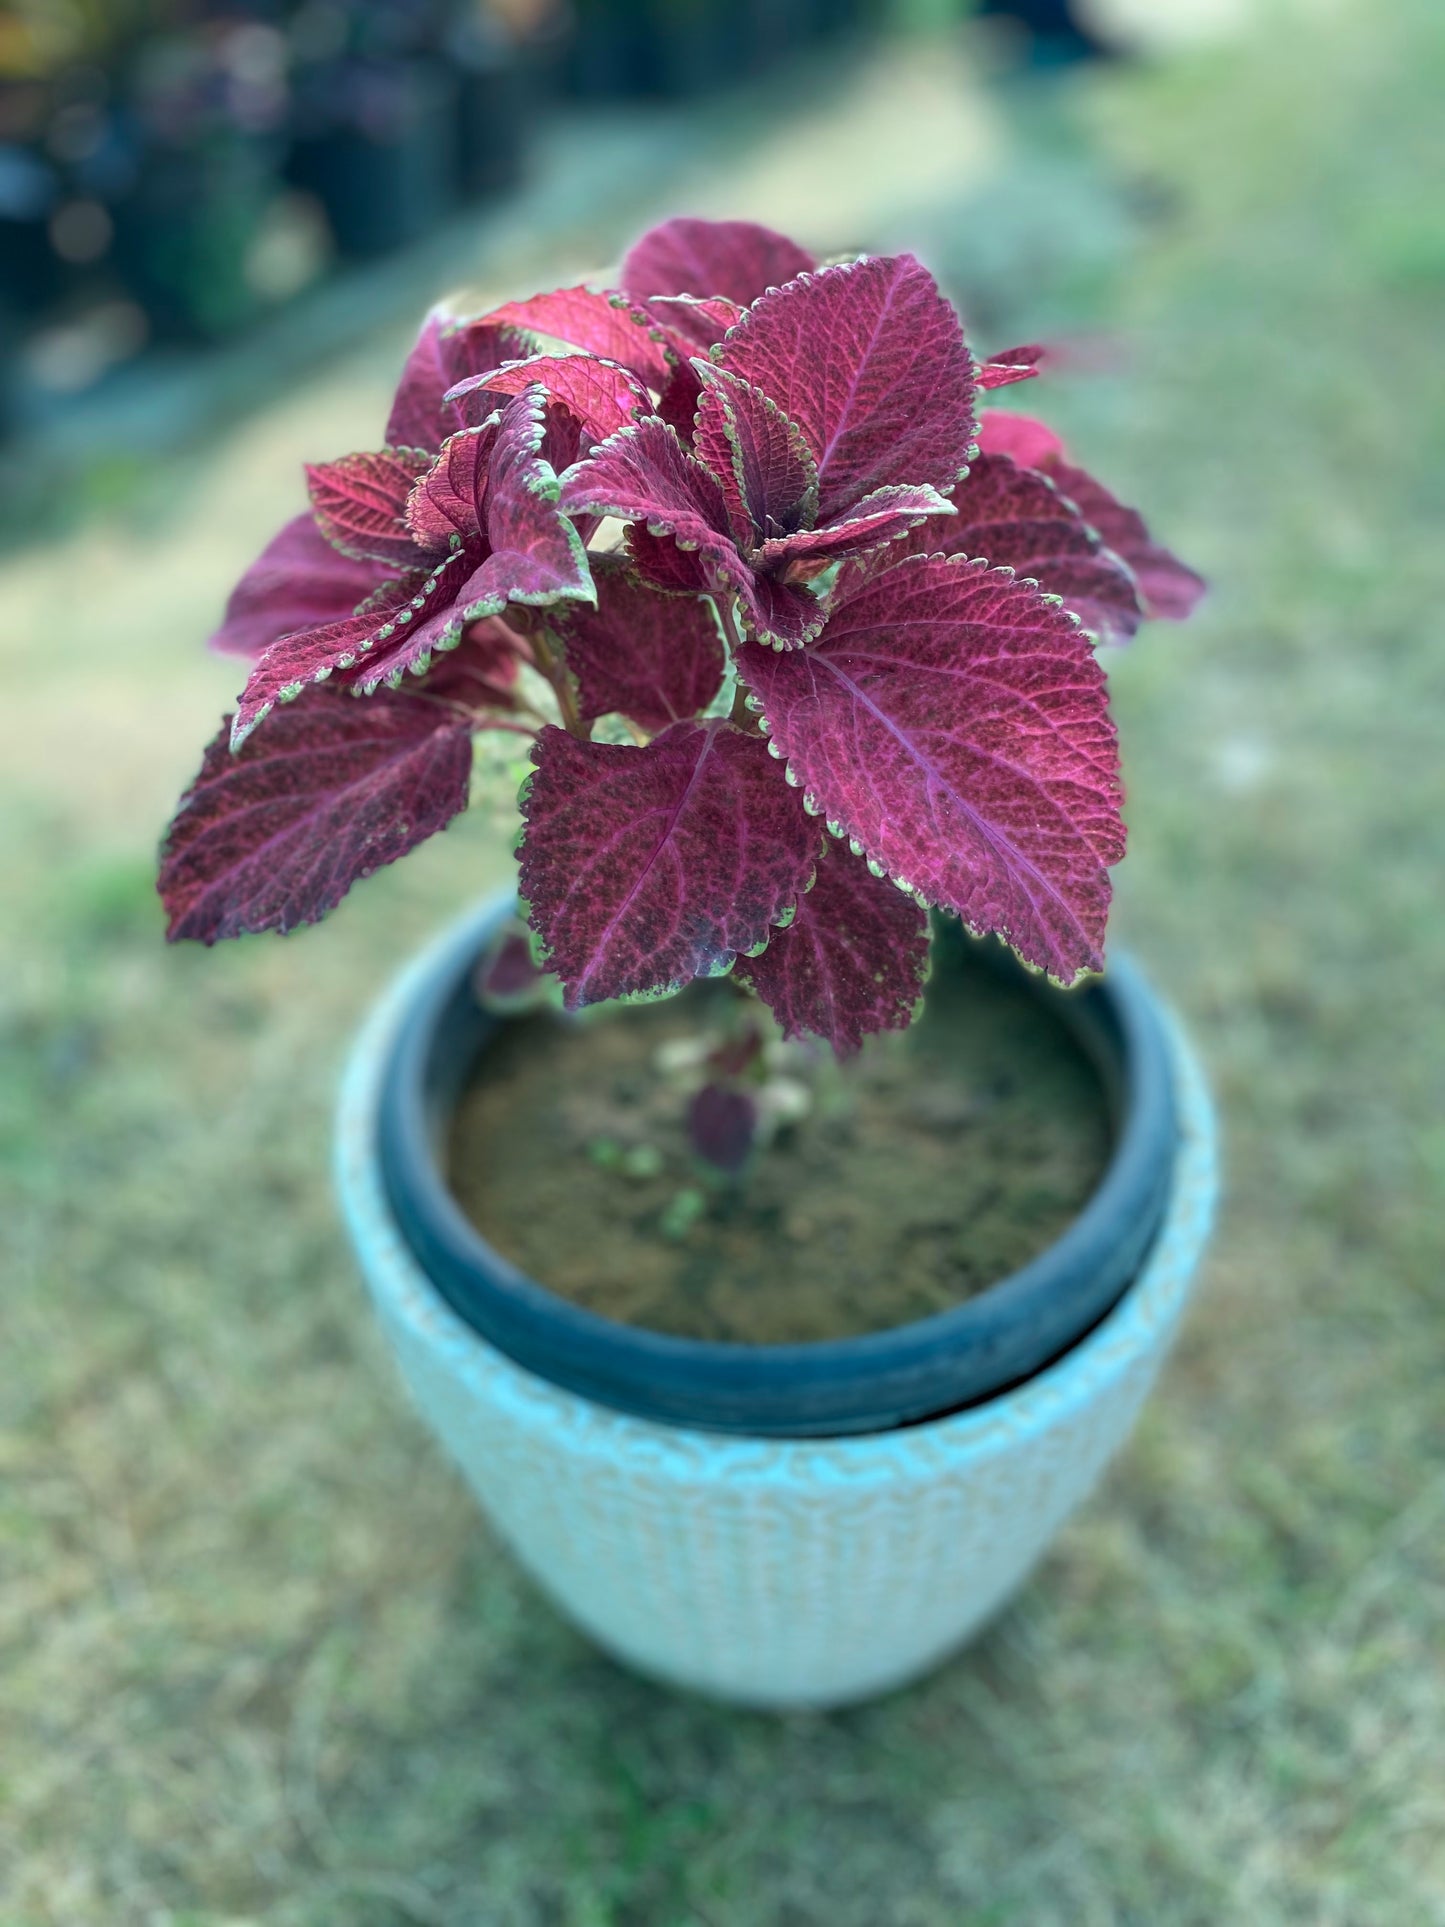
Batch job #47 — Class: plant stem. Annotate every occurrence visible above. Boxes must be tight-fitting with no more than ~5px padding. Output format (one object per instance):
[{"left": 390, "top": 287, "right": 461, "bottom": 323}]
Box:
[{"left": 532, "top": 626, "right": 587, "bottom": 740}]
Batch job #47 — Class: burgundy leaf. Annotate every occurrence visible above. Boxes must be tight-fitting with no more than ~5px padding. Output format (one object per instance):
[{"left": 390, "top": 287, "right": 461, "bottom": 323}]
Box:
[
  {"left": 481, "top": 287, "right": 674, "bottom": 387},
  {"left": 621, "top": 216, "right": 816, "bottom": 305},
  {"left": 475, "top": 924, "right": 551, "bottom": 1011},
  {"left": 687, "top": 1083, "right": 759, "bottom": 1176},
  {"left": 423, "top": 616, "right": 531, "bottom": 712},
  {"left": 450, "top": 353, "right": 651, "bottom": 441},
  {"left": 736, "top": 846, "right": 930, "bottom": 1054},
  {"left": 625, "top": 525, "right": 825, "bottom": 647},
  {"left": 232, "top": 554, "right": 471, "bottom": 741},
  {"left": 207, "top": 514, "right": 389, "bottom": 659},
  {"left": 736, "top": 553, "right": 1124, "bottom": 982},
  {"left": 976, "top": 409, "right": 1065, "bottom": 468},
  {"left": 978, "top": 344, "right": 1045, "bottom": 390},
  {"left": 693, "top": 366, "right": 818, "bottom": 543},
  {"left": 306, "top": 448, "right": 432, "bottom": 566},
  {"left": 715, "top": 254, "right": 977, "bottom": 522},
  {"left": 1047, "top": 459, "right": 1206, "bottom": 621},
  {"left": 554, "top": 558, "right": 725, "bottom": 732},
  {"left": 655, "top": 360, "right": 705, "bottom": 440},
  {"left": 469, "top": 386, "right": 593, "bottom": 616},
  {"left": 385, "top": 309, "right": 522, "bottom": 451},
  {"left": 161, "top": 687, "right": 472, "bottom": 943},
  {"left": 850, "top": 453, "right": 1146, "bottom": 645},
  {"left": 406, "top": 423, "right": 494, "bottom": 553},
  {"left": 758, "top": 483, "right": 953, "bottom": 578},
  {"left": 517, "top": 721, "right": 821, "bottom": 1007},
  {"left": 643, "top": 293, "right": 743, "bottom": 354}
]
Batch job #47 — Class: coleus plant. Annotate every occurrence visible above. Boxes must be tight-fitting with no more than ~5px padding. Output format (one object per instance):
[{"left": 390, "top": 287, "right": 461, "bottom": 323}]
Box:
[{"left": 160, "top": 215, "right": 1202, "bottom": 1124}]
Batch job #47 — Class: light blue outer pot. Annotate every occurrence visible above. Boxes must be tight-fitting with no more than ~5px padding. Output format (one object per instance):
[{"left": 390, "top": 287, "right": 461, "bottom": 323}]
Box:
[{"left": 335, "top": 913, "right": 1218, "bottom": 1711}]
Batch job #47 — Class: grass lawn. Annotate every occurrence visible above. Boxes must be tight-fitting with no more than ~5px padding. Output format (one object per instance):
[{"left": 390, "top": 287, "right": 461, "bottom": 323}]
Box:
[{"left": 3, "top": 5, "right": 1443, "bottom": 1920}]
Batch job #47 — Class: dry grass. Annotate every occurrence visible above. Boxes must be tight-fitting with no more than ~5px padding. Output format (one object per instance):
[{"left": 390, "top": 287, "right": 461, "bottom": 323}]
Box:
[{"left": 3, "top": 5, "right": 1444, "bottom": 1920}]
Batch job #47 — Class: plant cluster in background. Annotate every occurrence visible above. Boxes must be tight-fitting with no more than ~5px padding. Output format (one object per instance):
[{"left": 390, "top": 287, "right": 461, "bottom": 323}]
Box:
[{"left": 160, "top": 214, "right": 1203, "bottom": 1063}]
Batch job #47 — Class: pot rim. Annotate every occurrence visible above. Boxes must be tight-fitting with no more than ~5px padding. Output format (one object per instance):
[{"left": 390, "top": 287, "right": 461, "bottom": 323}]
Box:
[{"left": 365, "top": 897, "right": 1184, "bottom": 1436}]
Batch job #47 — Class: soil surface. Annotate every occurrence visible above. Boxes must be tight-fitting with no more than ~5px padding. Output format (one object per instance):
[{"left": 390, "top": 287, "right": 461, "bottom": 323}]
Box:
[{"left": 447, "top": 950, "right": 1113, "bottom": 1344}]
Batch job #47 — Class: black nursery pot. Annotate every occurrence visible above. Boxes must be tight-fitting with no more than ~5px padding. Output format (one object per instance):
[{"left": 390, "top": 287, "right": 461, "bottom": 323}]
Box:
[{"left": 378, "top": 900, "right": 1179, "bottom": 1439}]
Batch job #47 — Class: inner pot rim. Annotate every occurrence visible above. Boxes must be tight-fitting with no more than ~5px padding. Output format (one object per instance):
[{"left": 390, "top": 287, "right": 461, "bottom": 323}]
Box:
[{"left": 376, "top": 895, "right": 1178, "bottom": 1437}]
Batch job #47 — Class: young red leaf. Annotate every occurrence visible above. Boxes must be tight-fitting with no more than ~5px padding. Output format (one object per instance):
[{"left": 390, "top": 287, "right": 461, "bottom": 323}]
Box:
[
  {"left": 472, "top": 385, "right": 593, "bottom": 614},
  {"left": 714, "top": 254, "right": 977, "bottom": 522},
  {"left": 423, "top": 616, "right": 531, "bottom": 713},
  {"left": 406, "top": 423, "right": 495, "bottom": 552},
  {"left": 480, "top": 286, "right": 674, "bottom": 387},
  {"left": 848, "top": 452, "right": 1146, "bottom": 645},
  {"left": 643, "top": 294, "right": 743, "bottom": 354},
  {"left": 735, "top": 846, "right": 930, "bottom": 1054},
  {"left": 758, "top": 483, "right": 953, "bottom": 578},
  {"left": 207, "top": 514, "right": 389, "bottom": 659},
  {"left": 978, "top": 344, "right": 1045, "bottom": 390},
  {"left": 385, "top": 309, "right": 522, "bottom": 451},
  {"left": 693, "top": 366, "right": 818, "bottom": 543},
  {"left": 737, "top": 554, "right": 1124, "bottom": 983},
  {"left": 553, "top": 558, "right": 725, "bottom": 732},
  {"left": 306, "top": 448, "right": 432, "bottom": 566},
  {"left": 621, "top": 216, "right": 816, "bottom": 305},
  {"left": 561, "top": 418, "right": 825, "bottom": 647},
  {"left": 449, "top": 353, "right": 651, "bottom": 441},
  {"left": 160, "top": 687, "right": 472, "bottom": 943},
  {"left": 1048, "top": 459, "right": 1206, "bottom": 621},
  {"left": 231, "top": 555, "right": 470, "bottom": 742},
  {"left": 977, "top": 410, "right": 1065, "bottom": 468},
  {"left": 517, "top": 721, "right": 822, "bottom": 1007}
]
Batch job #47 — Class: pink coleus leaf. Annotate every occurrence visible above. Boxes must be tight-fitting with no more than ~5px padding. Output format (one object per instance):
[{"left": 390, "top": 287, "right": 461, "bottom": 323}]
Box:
[
  {"left": 207, "top": 514, "right": 389, "bottom": 659},
  {"left": 643, "top": 293, "right": 743, "bottom": 354},
  {"left": 306, "top": 448, "right": 432, "bottom": 566},
  {"left": 621, "top": 216, "right": 816, "bottom": 305},
  {"left": 161, "top": 687, "right": 472, "bottom": 943},
  {"left": 385, "top": 309, "right": 523, "bottom": 452},
  {"left": 517, "top": 721, "right": 822, "bottom": 1007},
  {"left": 553, "top": 557, "right": 725, "bottom": 732},
  {"left": 469, "top": 385, "right": 594, "bottom": 614},
  {"left": 405, "top": 422, "right": 494, "bottom": 553},
  {"left": 977, "top": 344, "right": 1045, "bottom": 389},
  {"left": 735, "top": 845, "right": 930, "bottom": 1054},
  {"left": 976, "top": 410, "right": 1065, "bottom": 468},
  {"left": 481, "top": 286, "right": 674, "bottom": 387},
  {"left": 561, "top": 417, "right": 826, "bottom": 647},
  {"left": 847, "top": 453, "right": 1145, "bottom": 645},
  {"left": 714, "top": 254, "right": 977, "bottom": 522},
  {"left": 1047, "top": 459, "right": 1206, "bottom": 621},
  {"left": 449, "top": 353, "right": 651, "bottom": 441},
  {"left": 758, "top": 483, "right": 953, "bottom": 579},
  {"left": 231, "top": 553, "right": 471, "bottom": 742},
  {"left": 737, "top": 553, "right": 1124, "bottom": 982},
  {"left": 693, "top": 365, "right": 818, "bottom": 543}
]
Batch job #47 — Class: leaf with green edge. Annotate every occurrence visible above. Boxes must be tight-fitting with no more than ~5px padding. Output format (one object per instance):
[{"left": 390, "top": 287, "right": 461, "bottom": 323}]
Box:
[
  {"left": 735, "top": 845, "right": 930, "bottom": 1054},
  {"left": 480, "top": 286, "right": 674, "bottom": 387},
  {"left": 161, "top": 687, "right": 473, "bottom": 943},
  {"left": 553, "top": 557, "right": 725, "bottom": 732},
  {"left": 621, "top": 216, "right": 816, "bottom": 305},
  {"left": 693, "top": 364, "right": 819, "bottom": 544},
  {"left": 758, "top": 483, "right": 954, "bottom": 578},
  {"left": 715, "top": 254, "right": 977, "bottom": 522},
  {"left": 447, "top": 353, "right": 652, "bottom": 441},
  {"left": 406, "top": 423, "right": 496, "bottom": 553},
  {"left": 517, "top": 721, "right": 822, "bottom": 1007},
  {"left": 207, "top": 514, "right": 392, "bottom": 659},
  {"left": 840, "top": 453, "right": 1146, "bottom": 645},
  {"left": 643, "top": 293, "right": 743, "bottom": 354},
  {"left": 306, "top": 448, "right": 432, "bottom": 566},
  {"left": 736, "top": 553, "right": 1124, "bottom": 982}
]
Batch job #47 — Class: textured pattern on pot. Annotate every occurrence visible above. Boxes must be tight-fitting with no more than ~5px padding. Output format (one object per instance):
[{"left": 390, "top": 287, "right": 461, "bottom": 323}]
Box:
[{"left": 336, "top": 913, "right": 1218, "bottom": 1711}]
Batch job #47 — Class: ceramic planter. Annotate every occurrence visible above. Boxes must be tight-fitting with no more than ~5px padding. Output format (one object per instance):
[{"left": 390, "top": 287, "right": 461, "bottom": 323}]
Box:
[{"left": 335, "top": 902, "right": 1217, "bottom": 1710}]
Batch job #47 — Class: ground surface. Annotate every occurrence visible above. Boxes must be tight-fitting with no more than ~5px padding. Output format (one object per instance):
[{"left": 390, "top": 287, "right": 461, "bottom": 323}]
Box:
[{"left": 3, "top": 6, "right": 1444, "bottom": 1922}]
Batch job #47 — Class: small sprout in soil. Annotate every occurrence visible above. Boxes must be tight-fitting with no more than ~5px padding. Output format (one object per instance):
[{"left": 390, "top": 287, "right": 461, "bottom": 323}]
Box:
[{"left": 659, "top": 1186, "right": 708, "bottom": 1242}]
